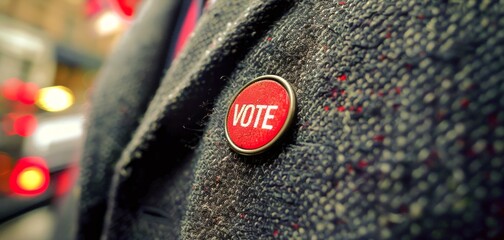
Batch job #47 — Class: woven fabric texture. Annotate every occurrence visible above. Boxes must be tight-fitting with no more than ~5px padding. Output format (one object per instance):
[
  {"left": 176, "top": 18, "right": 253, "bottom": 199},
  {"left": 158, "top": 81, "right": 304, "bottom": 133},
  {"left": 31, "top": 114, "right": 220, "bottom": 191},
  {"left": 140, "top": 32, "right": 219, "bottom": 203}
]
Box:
[{"left": 78, "top": 0, "right": 504, "bottom": 239}]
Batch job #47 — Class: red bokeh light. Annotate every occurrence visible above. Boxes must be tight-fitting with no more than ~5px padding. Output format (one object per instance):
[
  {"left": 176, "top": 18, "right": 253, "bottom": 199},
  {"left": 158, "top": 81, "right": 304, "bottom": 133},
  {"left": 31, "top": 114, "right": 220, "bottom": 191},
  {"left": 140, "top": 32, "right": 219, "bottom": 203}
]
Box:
[
  {"left": 173, "top": 0, "right": 199, "bottom": 59},
  {"left": 1, "top": 78, "right": 39, "bottom": 104},
  {"left": 17, "top": 82, "right": 39, "bottom": 105},
  {"left": 109, "top": 0, "right": 142, "bottom": 20},
  {"left": 13, "top": 114, "right": 37, "bottom": 137},
  {"left": 86, "top": 0, "right": 102, "bottom": 17},
  {"left": 55, "top": 163, "right": 79, "bottom": 197},
  {"left": 9, "top": 156, "right": 50, "bottom": 197},
  {"left": 2, "top": 113, "right": 37, "bottom": 137}
]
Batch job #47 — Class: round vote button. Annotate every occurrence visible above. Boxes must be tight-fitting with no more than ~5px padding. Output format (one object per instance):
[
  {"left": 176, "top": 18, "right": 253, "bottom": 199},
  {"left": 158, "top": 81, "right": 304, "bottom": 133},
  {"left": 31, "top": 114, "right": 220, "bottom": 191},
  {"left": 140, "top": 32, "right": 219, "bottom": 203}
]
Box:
[{"left": 225, "top": 75, "right": 296, "bottom": 155}]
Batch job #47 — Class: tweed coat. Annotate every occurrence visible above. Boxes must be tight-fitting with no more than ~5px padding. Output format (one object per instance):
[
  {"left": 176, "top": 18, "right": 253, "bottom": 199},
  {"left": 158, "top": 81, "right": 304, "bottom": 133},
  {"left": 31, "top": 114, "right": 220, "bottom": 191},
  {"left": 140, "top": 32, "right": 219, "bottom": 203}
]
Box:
[{"left": 78, "top": 0, "right": 504, "bottom": 239}]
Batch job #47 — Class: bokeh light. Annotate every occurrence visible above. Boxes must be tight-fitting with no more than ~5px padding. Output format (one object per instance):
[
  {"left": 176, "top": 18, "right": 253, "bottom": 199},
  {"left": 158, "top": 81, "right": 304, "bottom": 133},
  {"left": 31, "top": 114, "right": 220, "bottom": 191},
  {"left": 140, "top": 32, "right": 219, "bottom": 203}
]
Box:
[
  {"left": 55, "top": 163, "right": 79, "bottom": 197},
  {"left": 9, "top": 157, "right": 49, "bottom": 197},
  {"left": 109, "top": 0, "right": 142, "bottom": 20},
  {"left": 17, "top": 167, "right": 45, "bottom": 191},
  {"left": 36, "top": 86, "right": 74, "bottom": 112},
  {"left": 17, "top": 82, "right": 39, "bottom": 105},
  {"left": 1, "top": 78, "right": 39, "bottom": 104},
  {"left": 13, "top": 114, "right": 37, "bottom": 137},
  {"left": 2, "top": 113, "right": 37, "bottom": 137},
  {"left": 95, "top": 11, "right": 122, "bottom": 36}
]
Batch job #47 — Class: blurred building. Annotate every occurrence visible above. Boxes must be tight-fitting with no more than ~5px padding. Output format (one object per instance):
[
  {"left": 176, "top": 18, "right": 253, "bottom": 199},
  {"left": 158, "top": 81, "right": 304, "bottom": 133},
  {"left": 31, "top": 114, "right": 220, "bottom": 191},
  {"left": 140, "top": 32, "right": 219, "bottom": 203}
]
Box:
[
  {"left": 0, "top": 1, "right": 140, "bottom": 235},
  {"left": 0, "top": 0, "right": 132, "bottom": 104}
]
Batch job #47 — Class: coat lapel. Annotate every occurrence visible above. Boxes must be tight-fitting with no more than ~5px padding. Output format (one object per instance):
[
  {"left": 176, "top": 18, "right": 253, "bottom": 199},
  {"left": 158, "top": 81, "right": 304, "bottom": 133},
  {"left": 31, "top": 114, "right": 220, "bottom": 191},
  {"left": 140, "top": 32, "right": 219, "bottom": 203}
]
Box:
[
  {"left": 114, "top": 0, "right": 294, "bottom": 171},
  {"left": 101, "top": 0, "right": 294, "bottom": 235}
]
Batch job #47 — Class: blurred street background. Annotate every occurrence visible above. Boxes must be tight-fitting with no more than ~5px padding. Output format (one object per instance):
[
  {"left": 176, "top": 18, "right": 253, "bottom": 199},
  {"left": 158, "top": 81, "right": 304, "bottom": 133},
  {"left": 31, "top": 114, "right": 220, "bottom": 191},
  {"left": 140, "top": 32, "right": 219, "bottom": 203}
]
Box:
[{"left": 0, "top": 0, "right": 141, "bottom": 239}]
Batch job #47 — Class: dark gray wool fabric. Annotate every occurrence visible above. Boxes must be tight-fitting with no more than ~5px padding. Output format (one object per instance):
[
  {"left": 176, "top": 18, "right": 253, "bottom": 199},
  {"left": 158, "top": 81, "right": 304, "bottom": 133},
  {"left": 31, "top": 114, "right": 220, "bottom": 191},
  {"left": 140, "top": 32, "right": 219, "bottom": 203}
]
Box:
[{"left": 78, "top": 0, "right": 504, "bottom": 239}]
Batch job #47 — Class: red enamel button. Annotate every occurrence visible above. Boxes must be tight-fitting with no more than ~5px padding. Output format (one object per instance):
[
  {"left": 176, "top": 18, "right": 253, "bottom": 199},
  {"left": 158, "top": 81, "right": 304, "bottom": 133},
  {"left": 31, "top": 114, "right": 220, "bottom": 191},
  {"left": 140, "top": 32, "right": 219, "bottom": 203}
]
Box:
[{"left": 225, "top": 75, "right": 296, "bottom": 155}]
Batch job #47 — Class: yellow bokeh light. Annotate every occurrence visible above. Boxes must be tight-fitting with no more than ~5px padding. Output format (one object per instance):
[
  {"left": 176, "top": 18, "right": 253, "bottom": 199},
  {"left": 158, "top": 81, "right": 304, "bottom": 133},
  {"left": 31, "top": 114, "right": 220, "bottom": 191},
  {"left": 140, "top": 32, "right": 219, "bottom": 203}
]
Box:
[
  {"left": 17, "top": 167, "right": 45, "bottom": 191},
  {"left": 36, "top": 86, "right": 74, "bottom": 112}
]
